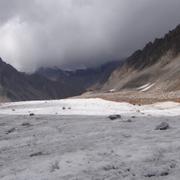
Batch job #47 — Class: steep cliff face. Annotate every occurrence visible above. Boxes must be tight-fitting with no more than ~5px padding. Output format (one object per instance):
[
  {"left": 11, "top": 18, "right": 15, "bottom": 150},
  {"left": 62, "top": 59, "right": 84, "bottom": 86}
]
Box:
[{"left": 103, "top": 25, "right": 180, "bottom": 93}]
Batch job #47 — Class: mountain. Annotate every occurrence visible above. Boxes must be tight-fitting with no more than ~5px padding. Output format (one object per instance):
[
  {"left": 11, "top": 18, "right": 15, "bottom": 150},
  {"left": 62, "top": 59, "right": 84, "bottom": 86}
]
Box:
[
  {"left": 102, "top": 25, "right": 180, "bottom": 94},
  {"left": 0, "top": 58, "right": 81, "bottom": 101},
  {"left": 0, "top": 58, "right": 121, "bottom": 101},
  {"left": 36, "top": 61, "right": 122, "bottom": 92},
  {"left": 1, "top": 24, "right": 180, "bottom": 103}
]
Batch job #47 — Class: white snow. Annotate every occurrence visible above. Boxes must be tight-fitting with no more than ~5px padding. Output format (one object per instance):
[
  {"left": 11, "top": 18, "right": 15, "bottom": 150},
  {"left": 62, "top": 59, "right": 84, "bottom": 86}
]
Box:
[
  {"left": 141, "top": 83, "right": 155, "bottom": 92},
  {"left": 0, "top": 98, "right": 180, "bottom": 116},
  {"left": 109, "top": 88, "right": 116, "bottom": 92},
  {"left": 137, "top": 83, "right": 151, "bottom": 90},
  {"left": 137, "top": 83, "right": 155, "bottom": 92},
  {"left": 0, "top": 98, "right": 134, "bottom": 116},
  {"left": 0, "top": 98, "right": 180, "bottom": 179}
]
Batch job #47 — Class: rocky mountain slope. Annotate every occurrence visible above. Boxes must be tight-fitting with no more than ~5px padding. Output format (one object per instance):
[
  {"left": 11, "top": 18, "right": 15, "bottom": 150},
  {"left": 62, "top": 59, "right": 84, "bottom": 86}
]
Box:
[{"left": 103, "top": 25, "right": 180, "bottom": 94}]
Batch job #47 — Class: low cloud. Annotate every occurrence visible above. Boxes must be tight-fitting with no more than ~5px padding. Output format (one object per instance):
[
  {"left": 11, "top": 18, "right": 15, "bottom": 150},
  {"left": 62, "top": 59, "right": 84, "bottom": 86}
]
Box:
[{"left": 0, "top": 0, "right": 180, "bottom": 72}]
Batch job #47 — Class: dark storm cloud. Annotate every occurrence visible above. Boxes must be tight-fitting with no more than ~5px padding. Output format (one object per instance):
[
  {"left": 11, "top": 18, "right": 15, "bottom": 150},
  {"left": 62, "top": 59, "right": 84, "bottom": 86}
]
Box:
[{"left": 0, "top": 0, "right": 180, "bottom": 72}]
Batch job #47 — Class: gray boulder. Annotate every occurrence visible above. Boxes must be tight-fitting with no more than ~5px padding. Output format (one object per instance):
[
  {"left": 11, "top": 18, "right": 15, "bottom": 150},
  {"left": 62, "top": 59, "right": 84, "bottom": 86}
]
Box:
[
  {"left": 108, "top": 115, "right": 121, "bottom": 120},
  {"left": 155, "top": 122, "right": 170, "bottom": 130}
]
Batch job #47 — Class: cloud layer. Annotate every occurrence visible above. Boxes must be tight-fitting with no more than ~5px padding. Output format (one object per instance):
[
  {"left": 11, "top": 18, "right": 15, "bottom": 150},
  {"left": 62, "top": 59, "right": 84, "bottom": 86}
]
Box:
[{"left": 0, "top": 0, "right": 180, "bottom": 72}]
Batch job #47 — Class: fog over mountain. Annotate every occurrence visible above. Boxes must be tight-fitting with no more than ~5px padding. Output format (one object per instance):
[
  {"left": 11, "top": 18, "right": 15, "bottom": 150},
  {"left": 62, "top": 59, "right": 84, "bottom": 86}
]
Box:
[{"left": 0, "top": 0, "right": 180, "bottom": 72}]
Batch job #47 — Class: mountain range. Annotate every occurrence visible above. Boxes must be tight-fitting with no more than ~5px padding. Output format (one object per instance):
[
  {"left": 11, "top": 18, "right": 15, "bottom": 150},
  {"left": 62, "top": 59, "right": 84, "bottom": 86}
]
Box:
[
  {"left": 0, "top": 24, "right": 180, "bottom": 102},
  {"left": 0, "top": 58, "right": 121, "bottom": 101}
]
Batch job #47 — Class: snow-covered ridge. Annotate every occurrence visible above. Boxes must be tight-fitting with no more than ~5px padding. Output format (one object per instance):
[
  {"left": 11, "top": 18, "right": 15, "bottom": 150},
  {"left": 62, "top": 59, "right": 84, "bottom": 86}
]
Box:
[{"left": 0, "top": 98, "right": 180, "bottom": 116}]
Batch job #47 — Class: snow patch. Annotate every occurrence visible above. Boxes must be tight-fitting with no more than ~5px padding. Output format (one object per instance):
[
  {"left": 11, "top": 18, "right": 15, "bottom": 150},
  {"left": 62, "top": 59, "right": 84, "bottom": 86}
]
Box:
[
  {"left": 137, "top": 83, "right": 155, "bottom": 92},
  {"left": 0, "top": 98, "right": 135, "bottom": 116},
  {"left": 141, "top": 83, "right": 155, "bottom": 92},
  {"left": 109, "top": 89, "right": 116, "bottom": 92},
  {"left": 137, "top": 83, "right": 151, "bottom": 90},
  {"left": 0, "top": 98, "right": 180, "bottom": 117}
]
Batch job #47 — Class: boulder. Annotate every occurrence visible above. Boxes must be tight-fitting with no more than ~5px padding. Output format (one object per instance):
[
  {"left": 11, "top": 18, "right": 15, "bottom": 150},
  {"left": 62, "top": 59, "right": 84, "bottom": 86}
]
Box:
[
  {"left": 108, "top": 115, "right": 121, "bottom": 120},
  {"left": 155, "top": 122, "right": 170, "bottom": 130},
  {"left": 29, "top": 113, "right": 35, "bottom": 116}
]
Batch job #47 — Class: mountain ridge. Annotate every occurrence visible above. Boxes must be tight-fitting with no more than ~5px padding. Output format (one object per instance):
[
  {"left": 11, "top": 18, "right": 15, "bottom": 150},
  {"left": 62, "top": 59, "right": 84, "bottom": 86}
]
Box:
[
  {"left": 0, "top": 58, "right": 121, "bottom": 101},
  {"left": 102, "top": 24, "right": 180, "bottom": 93}
]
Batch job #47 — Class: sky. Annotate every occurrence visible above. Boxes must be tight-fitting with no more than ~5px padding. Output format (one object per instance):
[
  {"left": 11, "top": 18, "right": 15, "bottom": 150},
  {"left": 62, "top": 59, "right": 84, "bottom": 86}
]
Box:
[{"left": 0, "top": 0, "right": 180, "bottom": 72}]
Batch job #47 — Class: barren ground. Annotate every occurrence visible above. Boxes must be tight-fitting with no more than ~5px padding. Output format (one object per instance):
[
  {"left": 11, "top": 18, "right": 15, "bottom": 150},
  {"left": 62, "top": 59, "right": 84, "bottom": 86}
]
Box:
[{"left": 80, "top": 91, "right": 180, "bottom": 104}]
